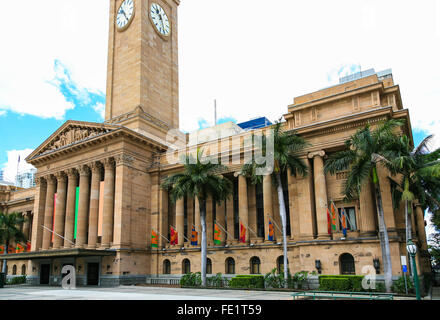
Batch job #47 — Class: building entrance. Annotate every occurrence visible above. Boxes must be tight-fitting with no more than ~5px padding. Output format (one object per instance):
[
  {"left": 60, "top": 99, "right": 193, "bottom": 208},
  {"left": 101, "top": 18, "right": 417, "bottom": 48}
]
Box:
[{"left": 87, "top": 263, "right": 99, "bottom": 286}]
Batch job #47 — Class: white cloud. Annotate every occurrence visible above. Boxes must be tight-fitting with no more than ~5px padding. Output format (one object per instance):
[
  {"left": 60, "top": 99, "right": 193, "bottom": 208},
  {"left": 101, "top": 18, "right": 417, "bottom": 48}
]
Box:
[
  {"left": 0, "top": 110, "right": 6, "bottom": 117},
  {"left": 0, "top": 0, "right": 109, "bottom": 120},
  {"left": 92, "top": 103, "right": 106, "bottom": 121},
  {"left": 2, "top": 149, "right": 35, "bottom": 183}
]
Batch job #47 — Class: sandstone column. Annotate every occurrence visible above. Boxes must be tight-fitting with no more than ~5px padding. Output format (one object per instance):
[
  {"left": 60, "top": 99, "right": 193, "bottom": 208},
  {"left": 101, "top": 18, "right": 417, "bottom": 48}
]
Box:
[
  {"left": 101, "top": 158, "right": 115, "bottom": 248},
  {"left": 64, "top": 169, "right": 78, "bottom": 248},
  {"left": 225, "top": 195, "right": 234, "bottom": 243},
  {"left": 76, "top": 165, "right": 90, "bottom": 248},
  {"left": 309, "top": 151, "right": 330, "bottom": 239},
  {"left": 176, "top": 198, "right": 185, "bottom": 247},
  {"left": 206, "top": 195, "right": 214, "bottom": 246},
  {"left": 216, "top": 199, "right": 226, "bottom": 245},
  {"left": 287, "top": 168, "right": 300, "bottom": 240},
  {"left": 263, "top": 174, "right": 274, "bottom": 242},
  {"left": 376, "top": 163, "right": 397, "bottom": 236},
  {"left": 415, "top": 203, "right": 428, "bottom": 250},
  {"left": 88, "top": 162, "right": 102, "bottom": 248},
  {"left": 22, "top": 212, "right": 30, "bottom": 241},
  {"left": 187, "top": 197, "right": 194, "bottom": 241},
  {"left": 359, "top": 180, "right": 377, "bottom": 236},
  {"left": 238, "top": 174, "right": 250, "bottom": 243},
  {"left": 158, "top": 188, "right": 169, "bottom": 248},
  {"left": 31, "top": 178, "right": 47, "bottom": 251},
  {"left": 296, "top": 157, "right": 315, "bottom": 240},
  {"left": 53, "top": 172, "right": 67, "bottom": 249},
  {"left": 42, "top": 175, "right": 56, "bottom": 250}
]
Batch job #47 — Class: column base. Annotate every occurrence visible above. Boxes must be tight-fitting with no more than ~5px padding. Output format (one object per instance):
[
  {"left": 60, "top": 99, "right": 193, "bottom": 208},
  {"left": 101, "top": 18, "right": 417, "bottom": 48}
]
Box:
[
  {"left": 299, "top": 234, "right": 315, "bottom": 241},
  {"left": 359, "top": 231, "right": 377, "bottom": 237},
  {"left": 316, "top": 234, "right": 331, "bottom": 240}
]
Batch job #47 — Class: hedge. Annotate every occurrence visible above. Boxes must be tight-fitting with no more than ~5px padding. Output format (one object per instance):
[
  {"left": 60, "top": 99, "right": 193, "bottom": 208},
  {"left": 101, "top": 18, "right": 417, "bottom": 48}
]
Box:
[
  {"left": 319, "top": 275, "right": 364, "bottom": 292},
  {"left": 230, "top": 275, "right": 265, "bottom": 289}
]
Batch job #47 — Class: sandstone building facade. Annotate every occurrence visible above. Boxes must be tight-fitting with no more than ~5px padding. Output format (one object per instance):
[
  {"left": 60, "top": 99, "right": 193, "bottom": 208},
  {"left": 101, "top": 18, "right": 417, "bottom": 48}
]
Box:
[{"left": 0, "top": 0, "right": 431, "bottom": 286}]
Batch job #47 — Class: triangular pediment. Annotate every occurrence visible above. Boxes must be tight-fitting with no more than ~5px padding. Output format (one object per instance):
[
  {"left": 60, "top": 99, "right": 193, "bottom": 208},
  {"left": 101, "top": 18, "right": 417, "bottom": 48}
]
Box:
[{"left": 26, "top": 120, "right": 119, "bottom": 161}]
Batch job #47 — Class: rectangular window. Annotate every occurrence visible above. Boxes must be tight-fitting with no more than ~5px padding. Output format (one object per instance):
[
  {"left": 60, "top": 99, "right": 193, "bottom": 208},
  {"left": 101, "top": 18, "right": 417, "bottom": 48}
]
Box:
[{"left": 338, "top": 207, "right": 357, "bottom": 231}]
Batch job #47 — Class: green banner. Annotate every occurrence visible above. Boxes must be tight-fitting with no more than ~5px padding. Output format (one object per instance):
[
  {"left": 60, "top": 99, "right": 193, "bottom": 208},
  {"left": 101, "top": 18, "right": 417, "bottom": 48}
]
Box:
[{"left": 74, "top": 187, "right": 79, "bottom": 240}]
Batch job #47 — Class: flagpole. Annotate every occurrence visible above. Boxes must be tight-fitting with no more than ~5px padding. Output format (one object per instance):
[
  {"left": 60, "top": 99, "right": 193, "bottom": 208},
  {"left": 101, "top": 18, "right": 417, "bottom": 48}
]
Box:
[
  {"left": 239, "top": 217, "right": 258, "bottom": 238},
  {"left": 267, "top": 214, "right": 283, "bottom": 234},
  {"left": 170, "top": 225, "right": 190, "bottom": 243},
  {"left": 214, "top": 220, "right": 234, "bottom": 240},
  {"left": 41, "top": 225, "right": 75, "bottom": 245},
  {"left": 155, "top": 229, "right": 170, "bottom": 242}
]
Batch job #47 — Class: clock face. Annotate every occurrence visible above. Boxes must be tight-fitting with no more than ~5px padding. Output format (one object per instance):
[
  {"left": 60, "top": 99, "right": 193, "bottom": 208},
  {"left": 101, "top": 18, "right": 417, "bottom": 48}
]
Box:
[
  {"left": 116, "top": 0, "right": 135, "bottom": 31},
  {"left": 150, "top": 3, "right": 171, "bottom": 36}
]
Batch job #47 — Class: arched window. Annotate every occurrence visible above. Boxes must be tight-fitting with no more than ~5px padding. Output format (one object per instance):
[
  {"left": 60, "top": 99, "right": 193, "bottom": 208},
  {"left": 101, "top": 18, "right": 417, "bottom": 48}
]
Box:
[
  {"left": 276, "top": 256, "right": 289, "bottom": 274},
  {"left": 206, "top": 258, "right": 212, "bottom": 274},
  {"left": 163, "top": 260, "right": 171, "bottom": 274},
  {"left": 250, "top": 257, "right": 261, "bottom": 274},
  {"left": 12, "top": 265, "right": 17, "bottom": 275},
  {"left": 225, "top": 258, "right": 235, "bottom": 274},
  {"left": 340, "top": 253, "right": 355, "bottom": 275},
  {"left": 182, "top": 259, "right": 191, "bottom": 274},
  {"left": 21, "top": 264, "right": 26, "bottom": 275}
]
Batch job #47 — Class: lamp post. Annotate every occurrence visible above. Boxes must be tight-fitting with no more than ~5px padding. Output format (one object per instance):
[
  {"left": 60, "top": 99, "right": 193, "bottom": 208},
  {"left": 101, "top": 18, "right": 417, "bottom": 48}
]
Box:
[{"left": 406, "top": 240, "right": 421, "bottom": 300}]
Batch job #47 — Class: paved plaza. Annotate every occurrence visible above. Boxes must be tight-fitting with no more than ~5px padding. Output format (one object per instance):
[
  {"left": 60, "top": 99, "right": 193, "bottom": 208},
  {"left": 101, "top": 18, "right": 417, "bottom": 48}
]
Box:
[{"left": 0, "top": 285, "right": 295, "bottom": 300}]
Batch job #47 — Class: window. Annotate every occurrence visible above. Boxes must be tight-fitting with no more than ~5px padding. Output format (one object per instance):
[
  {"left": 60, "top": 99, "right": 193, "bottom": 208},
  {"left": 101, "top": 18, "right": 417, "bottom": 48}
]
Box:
[
  {"left": 207, "top": 258, "right": 212, "bottom": 274},
  {"left": 340, "top": 253, "right": 355, "bottom": 275},
  {"left": 21, "top": 264, "right": 26, "bottom": 275},
  {"left": 225, "top": 258, "right": 235, "bottom": 274},
  {"left": 255, "top": 183, "right": 265, "bottom": 238},
  {"left": 12, "top": 265, "right": 17, "bottom": 275},
  {"left": 250, "top": 257, "right": 261, "bottom": 274},
  {"left": 182, "top": 259, "right": 191, "bottom": 274},
  {"left": 163, "top": 260, "right": 171, "bottom": 274},
  {"left": 338, "top": 207, "right": 357, "bottom": 231},
  {"left": 277, "top": 256, "right": 289, "bottom": 274},
  {"left": 233, "top": 177, "right": 239, "bottom": 239}
]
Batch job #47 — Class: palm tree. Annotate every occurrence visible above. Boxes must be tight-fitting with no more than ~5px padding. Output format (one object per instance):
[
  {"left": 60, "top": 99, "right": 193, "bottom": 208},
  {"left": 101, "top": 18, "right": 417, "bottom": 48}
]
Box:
[
  {"left": 385, "top": 134, "right": 440, "bottom": 245},
  {"left": 161, "top": 149, "right": 232, "bottom": 287},
  {"left": 324, "top": 119, "right": 405, "bottom": 292},
  {"left": 0, "top": 212, "right": 27, "bottom": 274},
  {"left": 241, "top": 121, "right": 308, "bottom": 287}
]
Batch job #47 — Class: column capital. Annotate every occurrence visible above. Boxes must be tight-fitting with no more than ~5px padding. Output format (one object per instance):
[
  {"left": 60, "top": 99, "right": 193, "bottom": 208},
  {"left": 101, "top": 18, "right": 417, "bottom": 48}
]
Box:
[
  {"left": 54, "top": 171, "right": 67, "bottom": 183},
  {"left": 114, "top": 154, "right": 134, "bottom": 167},
  {"left": 308, "top": 150, "right": 326, "bottom": 159},
  {"left": 45, "top": 174, "right": 56, "bottom": 185},
  {"left": 35, "top": 176, "right": 46, "bottom": 187},
  {"left": 90, "top": 161, "right": 103, "bottom": 174},
  {"left": 77, "top": 165, "right": 90, "bottom": 177},
  {"left": 66, "top": 168, "right": 78, "bottom": 179},
  {"left": 103, "top": 157, "right": 115, "bottom": 169}
]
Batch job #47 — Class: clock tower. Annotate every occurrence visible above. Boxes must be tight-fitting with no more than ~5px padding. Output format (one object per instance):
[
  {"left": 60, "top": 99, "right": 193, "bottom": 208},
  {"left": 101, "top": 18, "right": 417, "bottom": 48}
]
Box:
[{"left": 105, "top": 0, "right": 180, "bottom": 141}]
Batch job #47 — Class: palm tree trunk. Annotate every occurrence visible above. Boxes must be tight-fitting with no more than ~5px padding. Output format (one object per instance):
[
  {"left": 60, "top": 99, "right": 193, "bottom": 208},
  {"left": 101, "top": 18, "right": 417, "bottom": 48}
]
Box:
[
  {"left": 372, "top": 167, "right": 393, "bottom": 293},
  {"left": 199, "top": 198, "right": 207, "bottom": 287},
  {"left": 275, "top": 174, "right": 288, "bottom": 288},
  {"left": 405, "top": 200, "right": 412, "bottom": 242},
  {"left": 2, "top": 241, "right": 8, "bottom": 274}
]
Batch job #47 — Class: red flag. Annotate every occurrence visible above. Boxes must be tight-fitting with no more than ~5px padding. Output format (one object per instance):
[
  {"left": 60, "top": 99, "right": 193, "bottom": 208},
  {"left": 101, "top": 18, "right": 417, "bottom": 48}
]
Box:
[
  {"left": 26, "top": 241, "right": 31, "bottom": 252},
  {"left": 239, "top": 222, "right": 246, "bottom": 243},
  {"left": 327, "top": 208, "right": 332, "bottom": 235},
  {"left": 330, "top": 202, "right": 337, "bottom": 231},
  {"left": 170, "top": 226, "right": 178, "bottom": 245}
]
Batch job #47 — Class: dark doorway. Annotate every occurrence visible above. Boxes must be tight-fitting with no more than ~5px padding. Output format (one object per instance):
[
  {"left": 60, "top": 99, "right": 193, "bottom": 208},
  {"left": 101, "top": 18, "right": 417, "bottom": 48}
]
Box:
[
  {"left": 40, "top": 264, "right": 50, "bottom": 285},
  {"left": 87, "top": 263, "right": 100, "bottom": 286}
]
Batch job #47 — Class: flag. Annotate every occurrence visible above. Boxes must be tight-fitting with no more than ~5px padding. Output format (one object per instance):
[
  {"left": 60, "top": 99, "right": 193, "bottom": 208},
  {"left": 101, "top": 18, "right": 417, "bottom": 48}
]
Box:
[
  {"left": 214, "top": 222, "right": 222, "bottom": 245},
  {"left": 191, "top": 226, "right": 198, "bottom": 246},
  {"left": 26, "top": 241, "right": 31, "bottom": 252},
  {"left": 170, "top": 226, "right": 178, "bottom": 245},
  {"left": 268, "top": 218, "right": 274, "bottom": 241},
  {"left": 0, "top": 245, "right": 4, "bottom": 254},
  {"left": 151, "top": 230, "right": 158, "bottom": 248},
  {"left": 341, "top": 208, "right": 347, "bottom": 237},
  {"left": 330, "top": 202, "right": 337, "bottom": 231},
  {"left": 8, "top": 246, "right": 14, "bottom": 254},
  {"left": 239, "top": 222, "right": 246, "bottom": 243},
  {"left": 15, "top": 243, "right": 25, "bottom": 253},
  {"left": 327, "top": 208, "right": 332, "bottom": 235}
]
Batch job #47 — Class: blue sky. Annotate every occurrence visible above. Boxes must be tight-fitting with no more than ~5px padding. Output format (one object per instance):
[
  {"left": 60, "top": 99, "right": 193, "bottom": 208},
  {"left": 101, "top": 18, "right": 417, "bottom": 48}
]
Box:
[{"left": 1, "top": 0, "right": 440, "bottom": 184}]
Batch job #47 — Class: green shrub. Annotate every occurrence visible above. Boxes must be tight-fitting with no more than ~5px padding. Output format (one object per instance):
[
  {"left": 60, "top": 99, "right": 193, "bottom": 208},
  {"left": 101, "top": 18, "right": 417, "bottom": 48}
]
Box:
[
  {"left": 264, "top": 268, "right": 284, "bottom": 288},
  {"left": 392, "top": 275, "right": 414, "bottom": 294},
  {"left": 6, "top": 276, "right": 26, "bottom": 285},
  {"left": 207, "top": 273, "right": 226, "bottom": 288},
  {"left": 318, "top": 275, "right": 365, "bottom": 292},
  {"left": 180, "top": 272, "right": 202, "bottom": 287},
  {"left": 292, "top": 271, "right": 309, "bottom": 289},
  {"left": 230, "top": 275, "right": 265, "bottom": 289}
]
